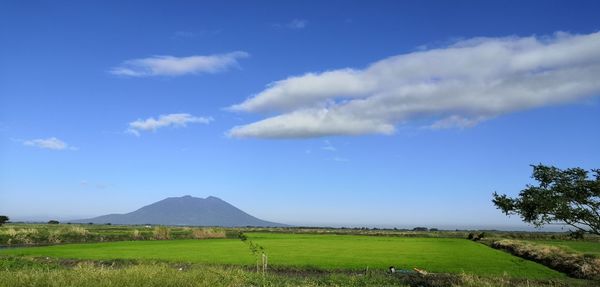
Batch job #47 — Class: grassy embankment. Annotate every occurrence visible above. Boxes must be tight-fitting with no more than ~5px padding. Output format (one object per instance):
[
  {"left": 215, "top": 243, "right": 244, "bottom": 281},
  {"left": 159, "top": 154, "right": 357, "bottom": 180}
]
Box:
[{"left": 488, "top": 239, "right": 600, "bottom": 280}]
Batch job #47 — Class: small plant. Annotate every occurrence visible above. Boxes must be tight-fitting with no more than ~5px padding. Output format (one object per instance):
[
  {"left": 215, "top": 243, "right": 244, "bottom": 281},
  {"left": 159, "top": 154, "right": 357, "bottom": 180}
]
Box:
[{"left": 238, "top": 232, "right": 268, "bottom": 274}]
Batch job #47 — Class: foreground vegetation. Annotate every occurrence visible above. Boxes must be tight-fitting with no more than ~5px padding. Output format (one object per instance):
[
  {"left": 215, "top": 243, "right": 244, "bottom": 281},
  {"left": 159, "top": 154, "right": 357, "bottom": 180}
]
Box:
[
  {"left": 2, "top": 224, "right": 600, "bottom": 285},
  {"left": 0, "top": 256, "right": 591, "bottom": 287}
]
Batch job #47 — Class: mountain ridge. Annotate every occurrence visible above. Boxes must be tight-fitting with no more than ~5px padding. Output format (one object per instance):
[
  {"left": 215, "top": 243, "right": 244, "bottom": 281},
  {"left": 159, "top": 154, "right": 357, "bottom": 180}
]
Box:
[{"left": 70, "top": 195, "right": 287, "bottom": 227}]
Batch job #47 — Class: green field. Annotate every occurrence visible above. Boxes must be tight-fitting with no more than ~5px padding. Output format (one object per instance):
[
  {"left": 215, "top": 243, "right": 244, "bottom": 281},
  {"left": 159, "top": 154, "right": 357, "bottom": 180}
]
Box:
[
  {"left": 0, "top": 232, "right": 564, "bottom": 279},
  {"left": 527, "top": 240, "right": 600, "bottom": 256}
]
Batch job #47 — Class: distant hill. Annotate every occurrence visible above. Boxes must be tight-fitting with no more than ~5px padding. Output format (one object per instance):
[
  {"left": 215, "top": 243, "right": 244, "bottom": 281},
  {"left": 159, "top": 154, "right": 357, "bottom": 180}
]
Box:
[{"left": 70, "top": 195, "right": 287, "bottom": 227}]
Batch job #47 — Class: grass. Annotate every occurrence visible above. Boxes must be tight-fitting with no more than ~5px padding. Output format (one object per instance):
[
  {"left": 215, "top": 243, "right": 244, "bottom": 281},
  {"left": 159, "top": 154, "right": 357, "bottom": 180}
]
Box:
[
  {"left": 1, "top": 261, "right": 392, "bottom": 287},
  {"left": 0, "top": 257, "right": 589, "bottom": 287},
  {"left": 0, "top": 232, "right": 565, "bottom": 279}
]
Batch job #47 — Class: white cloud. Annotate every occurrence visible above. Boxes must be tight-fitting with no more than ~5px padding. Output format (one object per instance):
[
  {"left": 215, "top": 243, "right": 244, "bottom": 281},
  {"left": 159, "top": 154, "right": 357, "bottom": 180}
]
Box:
[
  {"left": 274, "top": 19, "right": 308, "bottom": 29},
  {"left": 287, "top": 19, "right": 307, "bottom": 29},
  {"left": 110, "top": 51, "right": 249, "bottom": 77},
  {"left": 127, "top": 113, "right": 213, "bottom": 136},
  {"left": 228, "top": 31, "right": 600, "bottom": 138},
  {"left": 23, "top": 137, "right": 74, "bottom": 150},
  {"left": 330, "top": 157, "right": 349, "bottom": 162},
  {"left": 321, "top": 140, "right": 337, "bottom": 151}
]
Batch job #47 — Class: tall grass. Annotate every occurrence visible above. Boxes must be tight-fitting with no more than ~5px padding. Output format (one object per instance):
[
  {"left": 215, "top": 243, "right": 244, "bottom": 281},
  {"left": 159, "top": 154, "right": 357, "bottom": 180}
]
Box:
[
  {"left": 0, "top": 224, "right": 228, "bottom": 246},
  {"left": 192, "top": 228, "right": 226, "bottom": 239},
  {"left": 153, "top": 227, "right": 171, "bottom": 240}
]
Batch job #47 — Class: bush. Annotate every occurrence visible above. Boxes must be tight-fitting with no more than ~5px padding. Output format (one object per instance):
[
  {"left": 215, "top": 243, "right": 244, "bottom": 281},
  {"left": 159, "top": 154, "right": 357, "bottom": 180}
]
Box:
[
  {"left": 413, "top": 227, "right": 428, "bottom": 231},
  {"left": 569, "top": 230, "right": 585, "bottom": 240}
]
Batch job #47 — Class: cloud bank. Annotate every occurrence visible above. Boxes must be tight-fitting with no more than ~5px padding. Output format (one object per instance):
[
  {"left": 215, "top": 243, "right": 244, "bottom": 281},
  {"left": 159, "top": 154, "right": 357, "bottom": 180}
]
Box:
[
  {"left": 127, "top": 113, "right": 213, "bottom": 136},
  {"left": 23, "top": 137, "right": 74, "bottom": 150},
  {"left": 110, "top": 51, "right": 248, "bottom": 77},
  {"left": 228, "top": 31, "right": 600, "bottom": 138}
]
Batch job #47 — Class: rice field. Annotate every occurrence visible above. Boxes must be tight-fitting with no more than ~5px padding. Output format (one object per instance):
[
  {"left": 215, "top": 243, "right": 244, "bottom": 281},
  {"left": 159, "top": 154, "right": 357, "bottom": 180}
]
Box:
[
  {"left": 526, "top": 240, "right": 600, "bottom": 256},
  {"left": 0, "top": 232, "right": 565, "bottom": 279}
]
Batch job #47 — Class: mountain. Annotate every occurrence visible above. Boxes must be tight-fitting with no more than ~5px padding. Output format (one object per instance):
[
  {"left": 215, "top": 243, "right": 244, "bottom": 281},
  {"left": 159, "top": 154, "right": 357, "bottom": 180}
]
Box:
[{"left": 70, "top": 195, "right": 287, "bottom": 227}]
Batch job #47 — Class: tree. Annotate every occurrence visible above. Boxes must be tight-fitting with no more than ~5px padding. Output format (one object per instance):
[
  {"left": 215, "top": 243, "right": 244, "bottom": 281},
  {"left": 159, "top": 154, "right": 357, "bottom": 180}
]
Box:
[
  {"left": 493, "top": 164, "right": 600, "bottom": 235},
  {"left": 0, "top": 215, "right": 9, "bottom": 226},
  {"left": 48, "top": 220, "right": 59, "bottom": 224}
]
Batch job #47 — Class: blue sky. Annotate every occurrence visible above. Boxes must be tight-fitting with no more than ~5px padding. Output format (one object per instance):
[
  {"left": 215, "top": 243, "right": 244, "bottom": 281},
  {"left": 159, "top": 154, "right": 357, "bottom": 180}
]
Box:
[{"left": 1, "top": 0, "right": 599, "bottom": 229}]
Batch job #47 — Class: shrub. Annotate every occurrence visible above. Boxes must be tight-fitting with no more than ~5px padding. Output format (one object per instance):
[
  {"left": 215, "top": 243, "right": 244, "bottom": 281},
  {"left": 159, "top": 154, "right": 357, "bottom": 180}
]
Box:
[
  {"left": 412, "top": 227, "right": 428, "bottom": 231},
  {"left": 569, "top": 230, "right": 585, "bottom": 240}
]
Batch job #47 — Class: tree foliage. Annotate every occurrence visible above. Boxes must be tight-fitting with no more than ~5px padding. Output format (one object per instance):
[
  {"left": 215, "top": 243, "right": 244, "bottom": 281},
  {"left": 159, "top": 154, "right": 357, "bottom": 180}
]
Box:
[
  {"left": 0, "top": 215, "right": 9, "bottom": 226},
  {"left": 493, "top": 164, "right": 600, "bottom": 235}
]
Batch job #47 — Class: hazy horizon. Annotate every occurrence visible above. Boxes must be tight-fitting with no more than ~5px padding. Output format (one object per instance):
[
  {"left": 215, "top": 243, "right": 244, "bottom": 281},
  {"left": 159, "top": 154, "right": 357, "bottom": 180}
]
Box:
[
  {"left": 1, "top": 1, "right": 599, "bottom": 229},
  {"left": 1, "top": 195, "right": 582, "bottom": 232}
]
